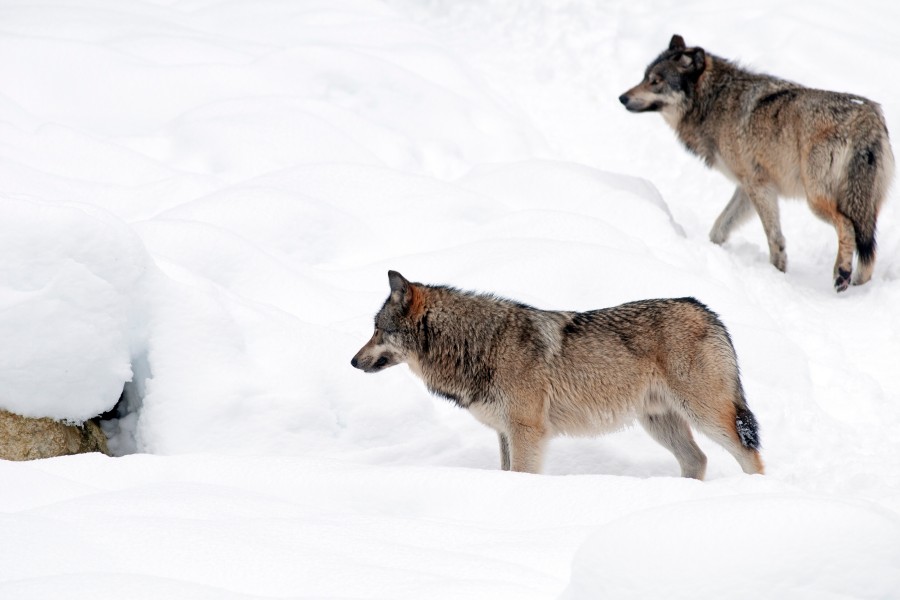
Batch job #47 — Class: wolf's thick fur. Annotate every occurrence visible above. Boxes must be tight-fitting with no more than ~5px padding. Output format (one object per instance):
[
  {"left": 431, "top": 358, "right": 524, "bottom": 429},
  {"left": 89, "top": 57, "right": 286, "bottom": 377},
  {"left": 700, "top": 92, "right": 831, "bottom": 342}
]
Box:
[
  {"left": 351, "top": 271, "right": 764, "bottom": 478},
  {"left": 620, "top": 35, "right": 894, "bottom": 292}
]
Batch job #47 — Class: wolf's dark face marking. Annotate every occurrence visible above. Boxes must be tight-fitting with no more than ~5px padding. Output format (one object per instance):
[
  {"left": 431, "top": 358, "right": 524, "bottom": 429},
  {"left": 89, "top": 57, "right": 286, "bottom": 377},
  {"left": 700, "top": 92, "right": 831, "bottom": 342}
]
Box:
[
  {"left": 618, "top": 34, "right": 706, "bottom": 115},
  {"left": 350, "top": 327, "right": 403, "bottom": 372}
]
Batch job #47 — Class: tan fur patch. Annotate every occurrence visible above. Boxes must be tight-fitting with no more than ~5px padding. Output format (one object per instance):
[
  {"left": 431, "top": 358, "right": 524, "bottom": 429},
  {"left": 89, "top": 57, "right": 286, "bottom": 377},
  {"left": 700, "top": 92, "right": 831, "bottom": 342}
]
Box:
[
  {"left": 751, "top": 453, "right": 766, "bottom": 475},
  {"left": 808, "top": 195, "right": 840, "bottom": 225},
  {"left": 407, "top": 285, "right": 426, "bottom": 319},
  {"left": 718, "top": 404, "right": 738, "bottom": 437}
]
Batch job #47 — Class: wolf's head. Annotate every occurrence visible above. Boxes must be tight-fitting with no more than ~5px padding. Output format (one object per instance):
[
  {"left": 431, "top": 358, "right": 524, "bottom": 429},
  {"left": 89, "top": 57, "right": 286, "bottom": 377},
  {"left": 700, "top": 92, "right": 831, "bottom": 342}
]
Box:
[
  {"left": 351, "top": 270, "right": 423, "bottom": 373},
  {"left": 618, "top": 34, "right": 706, "bottom": 125}
]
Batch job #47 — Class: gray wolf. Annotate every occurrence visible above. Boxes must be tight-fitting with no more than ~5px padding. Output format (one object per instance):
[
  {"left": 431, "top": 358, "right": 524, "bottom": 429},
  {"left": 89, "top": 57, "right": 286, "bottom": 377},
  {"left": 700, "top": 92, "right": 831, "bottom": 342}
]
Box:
[
  {"left": 619, "top": 34, "right": 894, "bottom": 292},
  {"left": 351, "top": 271, "right": 764, "bottom": 478}
]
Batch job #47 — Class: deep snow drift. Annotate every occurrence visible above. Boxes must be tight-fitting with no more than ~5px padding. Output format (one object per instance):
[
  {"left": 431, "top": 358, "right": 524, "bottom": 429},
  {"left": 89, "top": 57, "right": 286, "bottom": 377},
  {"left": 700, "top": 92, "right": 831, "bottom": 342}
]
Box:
[{"left": 2, "top": 0, "right": 900, "bottom": 598}]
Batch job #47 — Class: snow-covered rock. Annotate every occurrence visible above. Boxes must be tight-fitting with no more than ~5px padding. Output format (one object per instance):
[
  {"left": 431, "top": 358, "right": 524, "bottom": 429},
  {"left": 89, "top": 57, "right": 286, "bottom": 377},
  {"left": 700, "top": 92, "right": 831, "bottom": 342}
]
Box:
[
  {"left": 0, "top": 409, "right": 108, "bottom": 460},
  {"left": 0, "top": 197, "right": 150, "bottom": 423}
]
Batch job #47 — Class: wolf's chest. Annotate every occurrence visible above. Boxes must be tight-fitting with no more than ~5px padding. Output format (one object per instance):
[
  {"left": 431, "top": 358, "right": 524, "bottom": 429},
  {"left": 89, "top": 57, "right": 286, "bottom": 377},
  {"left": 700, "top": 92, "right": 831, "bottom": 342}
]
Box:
[{"left": 467, "top": 400, "right": 507, "bottom": 431}]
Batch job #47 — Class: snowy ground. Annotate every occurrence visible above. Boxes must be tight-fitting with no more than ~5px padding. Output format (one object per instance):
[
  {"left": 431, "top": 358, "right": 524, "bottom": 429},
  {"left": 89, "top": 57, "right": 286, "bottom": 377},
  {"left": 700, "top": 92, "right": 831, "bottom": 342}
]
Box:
[{"left": 2, "top": 0, "right": 900, "bottom": 598}]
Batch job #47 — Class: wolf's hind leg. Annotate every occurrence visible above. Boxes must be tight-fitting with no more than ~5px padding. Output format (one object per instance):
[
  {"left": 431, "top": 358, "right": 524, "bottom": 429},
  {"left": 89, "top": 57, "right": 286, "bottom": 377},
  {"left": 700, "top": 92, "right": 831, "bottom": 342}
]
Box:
[
  {"left": 678, "top": 400, "right": 765, "bottom": 475},
  {"left": 639, "top": 411, "right": 707, "bottom": 480},
  {"left": 711, "top": 425, "right": 765, "bottom": 475},
  {"left": 831, "top": 211, "right": 857, "bottom": 292},
  {"left": 710, "top": 186, "right": 755, "bottom": 245},
  {"left": 807, "top": 195, "right": 856, "bottom": 291}
]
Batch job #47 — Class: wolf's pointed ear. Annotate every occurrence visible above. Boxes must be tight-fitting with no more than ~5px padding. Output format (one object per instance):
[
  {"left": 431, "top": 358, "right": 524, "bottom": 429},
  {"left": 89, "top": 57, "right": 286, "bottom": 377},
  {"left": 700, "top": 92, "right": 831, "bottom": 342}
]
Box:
[
  {"left": 669, "top": 34, "right": 686, "bottom": 50},
  {"left": 388, "top": 270, "right": 411, "bottom": 307},
  {"left": 388, "top": 270, "right": 409, "bottom": 293},
  {"left": 678, "top": 48, "right": 706, "bottom": 74}
]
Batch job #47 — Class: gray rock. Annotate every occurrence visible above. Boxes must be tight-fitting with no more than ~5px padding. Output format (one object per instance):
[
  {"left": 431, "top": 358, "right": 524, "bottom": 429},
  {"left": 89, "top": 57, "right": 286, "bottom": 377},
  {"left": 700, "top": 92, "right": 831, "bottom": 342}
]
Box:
[{"left": 0, "top": 409, "right": 110, "bottom": 460}]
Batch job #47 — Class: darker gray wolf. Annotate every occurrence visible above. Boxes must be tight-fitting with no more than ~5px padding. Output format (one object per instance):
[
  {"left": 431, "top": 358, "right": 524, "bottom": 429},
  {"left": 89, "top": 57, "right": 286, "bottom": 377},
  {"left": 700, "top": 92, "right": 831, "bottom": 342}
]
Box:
[
  {"left": 620, "top": 34, "right": 894, "bottom": 292},
  {"left": 351, "top": 271, "right": 764, "bottom": 478}
]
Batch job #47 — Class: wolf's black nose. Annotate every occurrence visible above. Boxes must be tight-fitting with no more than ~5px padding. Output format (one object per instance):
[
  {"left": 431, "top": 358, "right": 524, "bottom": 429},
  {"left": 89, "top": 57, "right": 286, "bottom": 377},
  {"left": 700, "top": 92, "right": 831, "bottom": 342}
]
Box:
[
  {"left": 351, "top": 356, "right": 359, "bottom": 368},
  {"left": 618, "top": 94, "right": 629, "bottom": 106}
]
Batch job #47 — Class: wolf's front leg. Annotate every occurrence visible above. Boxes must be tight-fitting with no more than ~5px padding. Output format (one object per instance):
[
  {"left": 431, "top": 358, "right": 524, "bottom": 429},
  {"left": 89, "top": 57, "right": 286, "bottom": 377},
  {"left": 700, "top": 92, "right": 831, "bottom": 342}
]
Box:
[
  {"left": 507, "top": 422, "right": 547, "bottom": 474},
  {"left": 710, "top": 186, "right": 755, "bottom": 244},
  {"left": 498, "top": 432, "right": 511, "bottom": 471}
]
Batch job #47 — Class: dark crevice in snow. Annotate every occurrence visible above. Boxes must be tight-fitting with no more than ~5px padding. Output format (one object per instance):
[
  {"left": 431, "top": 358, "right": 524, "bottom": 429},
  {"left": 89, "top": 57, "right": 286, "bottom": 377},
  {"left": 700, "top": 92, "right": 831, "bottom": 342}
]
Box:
[{"left": 99, "top": 351, "right": 151, "bottom": 456}]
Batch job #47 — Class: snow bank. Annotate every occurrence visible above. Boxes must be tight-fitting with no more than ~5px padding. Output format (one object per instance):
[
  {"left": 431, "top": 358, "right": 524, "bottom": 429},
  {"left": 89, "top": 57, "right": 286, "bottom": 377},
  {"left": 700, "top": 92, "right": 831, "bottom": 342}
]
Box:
[
  {"left": 562, "top": 495, "right": 900, "bottom": 599},
  {"left": 6, "top": 455, "right": 897, "bottom": 600},
  {"left": 0, "top": 197, "right": 148, "bottom": 422}
]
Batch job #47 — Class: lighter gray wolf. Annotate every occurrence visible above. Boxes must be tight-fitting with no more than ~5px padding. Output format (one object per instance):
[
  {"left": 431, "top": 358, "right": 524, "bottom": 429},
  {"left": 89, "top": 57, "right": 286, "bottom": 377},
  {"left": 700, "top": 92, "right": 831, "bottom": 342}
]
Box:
[
  {"left": 351, "top": 271, "right": 764, "bottom": 478},
  {"left": 619, "top": 34, "right": 894, "bottom": 292}
]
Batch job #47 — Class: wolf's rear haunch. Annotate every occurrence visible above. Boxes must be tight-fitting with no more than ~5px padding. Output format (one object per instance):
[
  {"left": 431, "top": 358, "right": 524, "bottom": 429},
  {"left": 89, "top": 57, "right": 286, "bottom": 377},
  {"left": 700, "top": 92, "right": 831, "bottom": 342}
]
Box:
[{"left": 352, "top": 271, "right": 764, "bottom": 478}]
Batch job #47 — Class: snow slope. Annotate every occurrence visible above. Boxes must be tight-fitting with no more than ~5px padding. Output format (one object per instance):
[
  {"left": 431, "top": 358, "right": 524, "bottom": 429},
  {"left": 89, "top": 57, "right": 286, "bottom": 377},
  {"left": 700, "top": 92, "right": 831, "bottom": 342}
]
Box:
[{"left": 1, "top": 0, "right": 899, "bottom": 597}]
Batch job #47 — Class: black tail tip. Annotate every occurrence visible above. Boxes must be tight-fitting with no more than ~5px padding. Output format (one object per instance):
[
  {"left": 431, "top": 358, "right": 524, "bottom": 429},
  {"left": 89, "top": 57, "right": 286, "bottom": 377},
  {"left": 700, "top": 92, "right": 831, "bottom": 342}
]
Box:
[
  {"left": 856, "top": 234, "right": 877, "bottom": 266},
  {"left": 735, "top": 407, "right": 761, "bottom": 450}
]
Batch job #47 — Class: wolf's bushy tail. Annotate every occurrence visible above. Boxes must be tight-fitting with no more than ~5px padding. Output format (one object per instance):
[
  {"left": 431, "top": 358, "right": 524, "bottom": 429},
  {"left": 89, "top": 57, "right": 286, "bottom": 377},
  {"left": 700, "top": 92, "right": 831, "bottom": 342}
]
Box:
[
  {"left": 711, "top": 312, "right": 762, "bottom": 452},
  {"left": 843, "top": 120, "right": 894, "bottom": 270},
  {"left": 734, "top": 402, "right": 761, "bottom": 450}
]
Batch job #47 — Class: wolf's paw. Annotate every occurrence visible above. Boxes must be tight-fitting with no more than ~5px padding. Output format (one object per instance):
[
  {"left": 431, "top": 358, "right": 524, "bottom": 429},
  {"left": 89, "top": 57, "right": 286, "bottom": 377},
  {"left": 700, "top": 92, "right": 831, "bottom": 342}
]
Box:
[
  {"left": 835, "top": 268, "right": 852, "bottom": 292},
  {"left": 709, "top": 229, "right": 727, "bottom": 245},
  {"left": 770, "top": 252, "right": 787, "bottom": 273},
  {"left": 852, "top": 269, "right": 873, "bottom": 287}
]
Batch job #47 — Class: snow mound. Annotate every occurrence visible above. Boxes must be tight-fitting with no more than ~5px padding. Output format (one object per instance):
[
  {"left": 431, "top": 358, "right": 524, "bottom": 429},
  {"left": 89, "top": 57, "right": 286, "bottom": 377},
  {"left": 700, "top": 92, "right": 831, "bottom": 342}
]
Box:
[
  {"left": 0, "top": 197, "right": 150, "bottom": 422},
  {"left": 561, "top": 495, "right": 900, "bottom": 600}
]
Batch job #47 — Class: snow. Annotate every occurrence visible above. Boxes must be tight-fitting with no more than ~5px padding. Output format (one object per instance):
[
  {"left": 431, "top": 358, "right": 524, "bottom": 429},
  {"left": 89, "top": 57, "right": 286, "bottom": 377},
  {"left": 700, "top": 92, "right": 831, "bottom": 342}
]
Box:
[
  {"left": 1, "top": 0, "right": 899, "bottom": 598},
  {"left": 562, "top": 494, "right": 900, "bottom": 600},
  {"left": 0, "top": 197, "right": 148, "bottom": 421}
]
